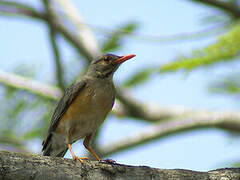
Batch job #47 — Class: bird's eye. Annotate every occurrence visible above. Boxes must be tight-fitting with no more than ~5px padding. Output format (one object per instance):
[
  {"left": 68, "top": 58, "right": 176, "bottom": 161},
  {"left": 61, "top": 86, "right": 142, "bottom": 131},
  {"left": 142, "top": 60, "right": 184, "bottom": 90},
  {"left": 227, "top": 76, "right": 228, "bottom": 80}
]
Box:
[{"left": 103, "top": 56, "right": 111, "bottom": 62}]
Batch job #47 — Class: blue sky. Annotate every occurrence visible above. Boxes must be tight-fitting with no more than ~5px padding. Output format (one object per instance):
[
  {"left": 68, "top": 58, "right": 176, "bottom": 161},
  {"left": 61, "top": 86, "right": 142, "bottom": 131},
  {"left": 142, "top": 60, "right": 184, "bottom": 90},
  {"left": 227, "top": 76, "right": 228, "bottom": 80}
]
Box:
[{"left": 1, "top": 0, "right": 240, "bottom": 171}]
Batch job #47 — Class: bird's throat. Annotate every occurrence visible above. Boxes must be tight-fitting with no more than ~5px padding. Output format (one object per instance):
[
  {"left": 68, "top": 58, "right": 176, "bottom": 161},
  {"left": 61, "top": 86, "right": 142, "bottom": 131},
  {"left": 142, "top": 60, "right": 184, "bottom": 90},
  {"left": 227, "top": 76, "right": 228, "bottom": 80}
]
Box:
[{"left": 96, "top": 69, "right": 114, "bottom": 79}]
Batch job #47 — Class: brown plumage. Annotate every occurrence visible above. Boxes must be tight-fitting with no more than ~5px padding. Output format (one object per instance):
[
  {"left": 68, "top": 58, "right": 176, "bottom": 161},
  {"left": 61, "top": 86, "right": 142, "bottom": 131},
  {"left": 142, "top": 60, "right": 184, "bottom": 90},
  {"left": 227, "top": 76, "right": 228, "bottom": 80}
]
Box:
[{"left": 42, "top": 54, "right": 135, "bottom": 162}]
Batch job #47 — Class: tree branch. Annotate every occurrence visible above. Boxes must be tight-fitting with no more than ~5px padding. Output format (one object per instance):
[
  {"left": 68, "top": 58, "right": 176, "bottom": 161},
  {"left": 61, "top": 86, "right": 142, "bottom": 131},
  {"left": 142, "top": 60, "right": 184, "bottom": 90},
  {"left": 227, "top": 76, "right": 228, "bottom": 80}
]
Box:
[
  {"left": 0, "top": 1, "right": 46, "bottom": 20},
  {"left": 49, "top": 29, "right": 65, "bottom": 90},
  {"left": 115, "top": 90, "right": 174, "bottom": 121},
  {"left": 100, "top": 114, "right": 240, "bottom": 157},
  {"left": 0, "top": 151, "right": 240, "bottom": 180},
  {"left": 43, "top": 0, "right": 65, "bottom": 90},
  {"left": 0, "top": 70, "right": 62, "bottom": 100},
  {"left": 114, "top": 89, "right": 199, "bottom": 122},
  {"left": 191, "top": 0, "right": 240, "bottom": 18},
  {"left": 54, "top": 0, "right": 100, "bottom": 59}
]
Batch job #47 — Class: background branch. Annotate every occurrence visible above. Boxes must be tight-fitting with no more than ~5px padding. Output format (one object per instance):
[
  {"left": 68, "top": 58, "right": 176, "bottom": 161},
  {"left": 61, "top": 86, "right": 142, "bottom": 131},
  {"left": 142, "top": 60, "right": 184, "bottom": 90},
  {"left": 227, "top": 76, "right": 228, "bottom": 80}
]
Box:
[
  {"left": 0, "top": 1, "right": 46, "bottom": 20},
  {"left": 0, "top": 70, "right": 62, "bottom": 100},
  {"left": 55, "top": 0, "right": 100, "bottom": 58},
  {"left": 43, "top": 0, "right": 65, "bottom": 90},
  {"left": 100, "top": 113, "right": 240, "bottom": 157},
  {"left": 49, "top": 30, "right": 65, "bottom": 90}
]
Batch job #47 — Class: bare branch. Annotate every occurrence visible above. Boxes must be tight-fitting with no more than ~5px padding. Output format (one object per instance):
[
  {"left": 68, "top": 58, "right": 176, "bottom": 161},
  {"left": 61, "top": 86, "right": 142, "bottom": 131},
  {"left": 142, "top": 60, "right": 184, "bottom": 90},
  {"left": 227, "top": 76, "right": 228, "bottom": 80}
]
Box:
[
  {"left": 100, "top": 114, "right": 240, "bottom": 157},
  {"left": 191, "top": 0, "right": 240, "bottom": 18},
  {"left": 0, "top": 1, "right": 46, "bottom": 20},
  {"left": 54, "top": 0, "right": 100, "bottom": 60},
  {"left": 0, "top": 70, "right": 62, "bottom": 100},
  {"left": 114, "top": 89, "right": 192, "bottom": 122},
  {"left": 43, "top": 0, "right": 65, "bottom": 90},
  {"left": 49, "top": 30, "right": 65, "bottom": 90}
]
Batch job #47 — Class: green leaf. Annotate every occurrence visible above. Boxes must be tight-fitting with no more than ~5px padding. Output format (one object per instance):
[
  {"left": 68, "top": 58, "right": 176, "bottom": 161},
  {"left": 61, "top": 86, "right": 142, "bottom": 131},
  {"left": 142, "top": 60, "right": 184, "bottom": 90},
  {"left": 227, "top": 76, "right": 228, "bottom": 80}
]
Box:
[
  {"left": 123, "top": 68, "right": 155, "bottom": 87},
  {"left": 101, "top": 22, "right": 138, "bottom": 53},
  {"left": 160, "top": 23, "right": 240, "bottom": 73}
]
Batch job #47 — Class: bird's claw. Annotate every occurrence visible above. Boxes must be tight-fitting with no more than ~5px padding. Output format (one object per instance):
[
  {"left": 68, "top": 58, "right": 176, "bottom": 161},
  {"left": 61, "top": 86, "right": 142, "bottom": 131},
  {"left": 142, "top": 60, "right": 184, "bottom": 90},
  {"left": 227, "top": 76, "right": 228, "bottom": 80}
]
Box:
[
  {"left": 73, "top": 156, "right": 88, "bottom": 163},
  {"left": 101, "top": 159, "right": 116, "bottom": 164}
]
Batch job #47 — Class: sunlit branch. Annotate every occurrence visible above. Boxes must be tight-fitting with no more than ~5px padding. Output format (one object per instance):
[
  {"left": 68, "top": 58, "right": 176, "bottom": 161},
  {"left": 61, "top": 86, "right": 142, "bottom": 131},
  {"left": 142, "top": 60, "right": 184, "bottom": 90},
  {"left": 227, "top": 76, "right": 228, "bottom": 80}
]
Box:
[
  {"left": 100, "top": 114, "right": 240, "bottom": 157},
  {"left": 54, "top": 0, "right": 100, "bottom": 60},
  {"left": 0, "top": 70, "right": 62, "bottom": 100}
]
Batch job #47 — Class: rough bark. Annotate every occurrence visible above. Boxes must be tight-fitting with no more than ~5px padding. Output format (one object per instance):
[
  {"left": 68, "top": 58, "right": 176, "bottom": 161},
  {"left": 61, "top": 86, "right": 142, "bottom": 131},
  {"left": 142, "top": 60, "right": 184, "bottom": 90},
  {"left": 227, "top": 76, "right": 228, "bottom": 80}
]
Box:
[{"left": 0, "top": 151, "right": 239, "bottom": 180}]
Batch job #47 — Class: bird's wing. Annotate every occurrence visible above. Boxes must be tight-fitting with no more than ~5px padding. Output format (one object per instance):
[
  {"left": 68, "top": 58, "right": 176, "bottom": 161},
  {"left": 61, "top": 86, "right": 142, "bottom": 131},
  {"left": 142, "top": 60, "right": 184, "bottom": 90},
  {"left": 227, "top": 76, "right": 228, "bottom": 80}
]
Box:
[
  {"left": 42, "top": 80, "right": 87, "bottom": 151},
  {"left": 49, "top": 80, "right": 87, "bottom": 132}
]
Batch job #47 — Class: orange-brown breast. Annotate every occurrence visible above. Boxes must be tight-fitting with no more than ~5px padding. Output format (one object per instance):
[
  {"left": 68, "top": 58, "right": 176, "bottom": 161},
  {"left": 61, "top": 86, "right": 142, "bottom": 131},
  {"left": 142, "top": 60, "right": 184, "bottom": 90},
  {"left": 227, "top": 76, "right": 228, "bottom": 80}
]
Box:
[
  {"left": 55, "top": 86, "right": 91, "bottom": 133},
  {"left": 55, "top": 83, "right": 114, "bottom": 137}
]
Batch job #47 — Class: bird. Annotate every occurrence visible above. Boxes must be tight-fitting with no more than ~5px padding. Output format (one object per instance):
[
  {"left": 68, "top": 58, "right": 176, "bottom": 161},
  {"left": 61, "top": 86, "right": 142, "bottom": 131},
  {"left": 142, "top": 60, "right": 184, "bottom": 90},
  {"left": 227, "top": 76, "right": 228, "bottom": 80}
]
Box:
[{"left": 42, "top": 53, "right": 135, "bottom": 162}]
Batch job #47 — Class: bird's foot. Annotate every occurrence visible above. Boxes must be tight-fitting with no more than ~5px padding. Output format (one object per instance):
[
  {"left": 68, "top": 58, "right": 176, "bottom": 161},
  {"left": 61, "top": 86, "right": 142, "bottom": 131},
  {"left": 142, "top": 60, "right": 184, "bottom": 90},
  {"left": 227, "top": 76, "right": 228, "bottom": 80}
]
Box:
[
  {"left": 73, "top": 156, "right": 88, "bottom": 163},
  {"left": 101, "top": 158, "right": 116, "bottom": 164}
]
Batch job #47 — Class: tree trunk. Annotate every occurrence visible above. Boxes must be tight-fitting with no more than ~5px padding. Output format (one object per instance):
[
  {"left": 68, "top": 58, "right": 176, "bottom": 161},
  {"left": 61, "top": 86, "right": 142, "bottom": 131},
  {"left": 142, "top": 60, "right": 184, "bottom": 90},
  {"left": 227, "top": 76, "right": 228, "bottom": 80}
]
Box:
[{"left": 0, "top": 151, "right": 239, "bottom": 180}]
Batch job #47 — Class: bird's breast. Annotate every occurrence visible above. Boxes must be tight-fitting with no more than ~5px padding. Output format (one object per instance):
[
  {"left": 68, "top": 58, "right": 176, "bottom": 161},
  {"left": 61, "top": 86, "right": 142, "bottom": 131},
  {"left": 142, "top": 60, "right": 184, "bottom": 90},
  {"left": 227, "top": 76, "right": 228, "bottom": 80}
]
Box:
[{"left": 55, "top": 81, "right": 115, "bottom": 141}]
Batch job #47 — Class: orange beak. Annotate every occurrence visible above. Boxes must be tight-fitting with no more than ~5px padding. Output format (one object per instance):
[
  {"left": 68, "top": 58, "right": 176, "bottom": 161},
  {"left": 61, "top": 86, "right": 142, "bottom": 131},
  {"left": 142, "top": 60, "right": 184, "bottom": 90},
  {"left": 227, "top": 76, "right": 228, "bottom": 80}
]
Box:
[{"left": 115, "top": 54, "right": 136, "bottom": 64}]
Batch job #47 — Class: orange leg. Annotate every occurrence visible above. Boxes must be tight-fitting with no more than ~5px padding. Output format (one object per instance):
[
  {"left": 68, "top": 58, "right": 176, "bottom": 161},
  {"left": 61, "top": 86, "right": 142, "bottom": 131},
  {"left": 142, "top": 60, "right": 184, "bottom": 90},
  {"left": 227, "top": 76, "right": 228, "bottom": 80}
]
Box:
[
  {"left": 67, "top": 129, "right": 88, "bottom": 163},
  {"left": 83, "top": 134, "right": 101, "bottom": 161}
]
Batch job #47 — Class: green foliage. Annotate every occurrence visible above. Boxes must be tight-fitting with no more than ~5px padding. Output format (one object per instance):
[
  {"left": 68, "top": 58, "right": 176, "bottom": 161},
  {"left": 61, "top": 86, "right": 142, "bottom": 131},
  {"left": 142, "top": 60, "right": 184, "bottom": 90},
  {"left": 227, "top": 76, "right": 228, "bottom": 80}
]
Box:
[
  {"left": 123, "top": 67, "right": 156, "bottom": 87},
  {"left": 160, "top": 24, "right": 240, "bottom": 73},
  {"left": 101, "top": 22, "right": 138, "bottom": 53}
]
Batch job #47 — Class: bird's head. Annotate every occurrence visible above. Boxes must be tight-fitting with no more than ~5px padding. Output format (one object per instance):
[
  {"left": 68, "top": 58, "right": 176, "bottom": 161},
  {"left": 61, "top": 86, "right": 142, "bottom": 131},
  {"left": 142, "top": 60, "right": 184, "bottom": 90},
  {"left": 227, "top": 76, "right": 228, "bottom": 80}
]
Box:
[{"left": 86, "top": 54, "right": 135, "bottom": 78}]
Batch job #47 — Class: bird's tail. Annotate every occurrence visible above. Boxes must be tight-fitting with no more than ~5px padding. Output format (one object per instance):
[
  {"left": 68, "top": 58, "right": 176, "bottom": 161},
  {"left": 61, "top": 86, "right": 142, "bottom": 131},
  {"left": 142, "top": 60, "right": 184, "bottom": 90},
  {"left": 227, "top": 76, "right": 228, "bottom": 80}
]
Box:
[{"left": 42, "top": 134, "right": 68, "bottom": 157}]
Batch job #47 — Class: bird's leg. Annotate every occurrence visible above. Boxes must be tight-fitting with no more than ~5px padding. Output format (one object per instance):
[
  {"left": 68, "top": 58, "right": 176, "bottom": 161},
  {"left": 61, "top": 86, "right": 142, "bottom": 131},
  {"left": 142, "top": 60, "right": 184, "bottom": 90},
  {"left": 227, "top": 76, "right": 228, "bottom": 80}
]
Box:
[
  {"left": 84, "top": 134, "right": 116, "bottom": 163},
  {"left": 67, "top": 143, "right": 83, "bottom": 162},
  {"left": 83, "top": 134, "right": 101, "bottom": 161},
  {"left": 67, "top": 129, "right": 88, "bottom": 163}
]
